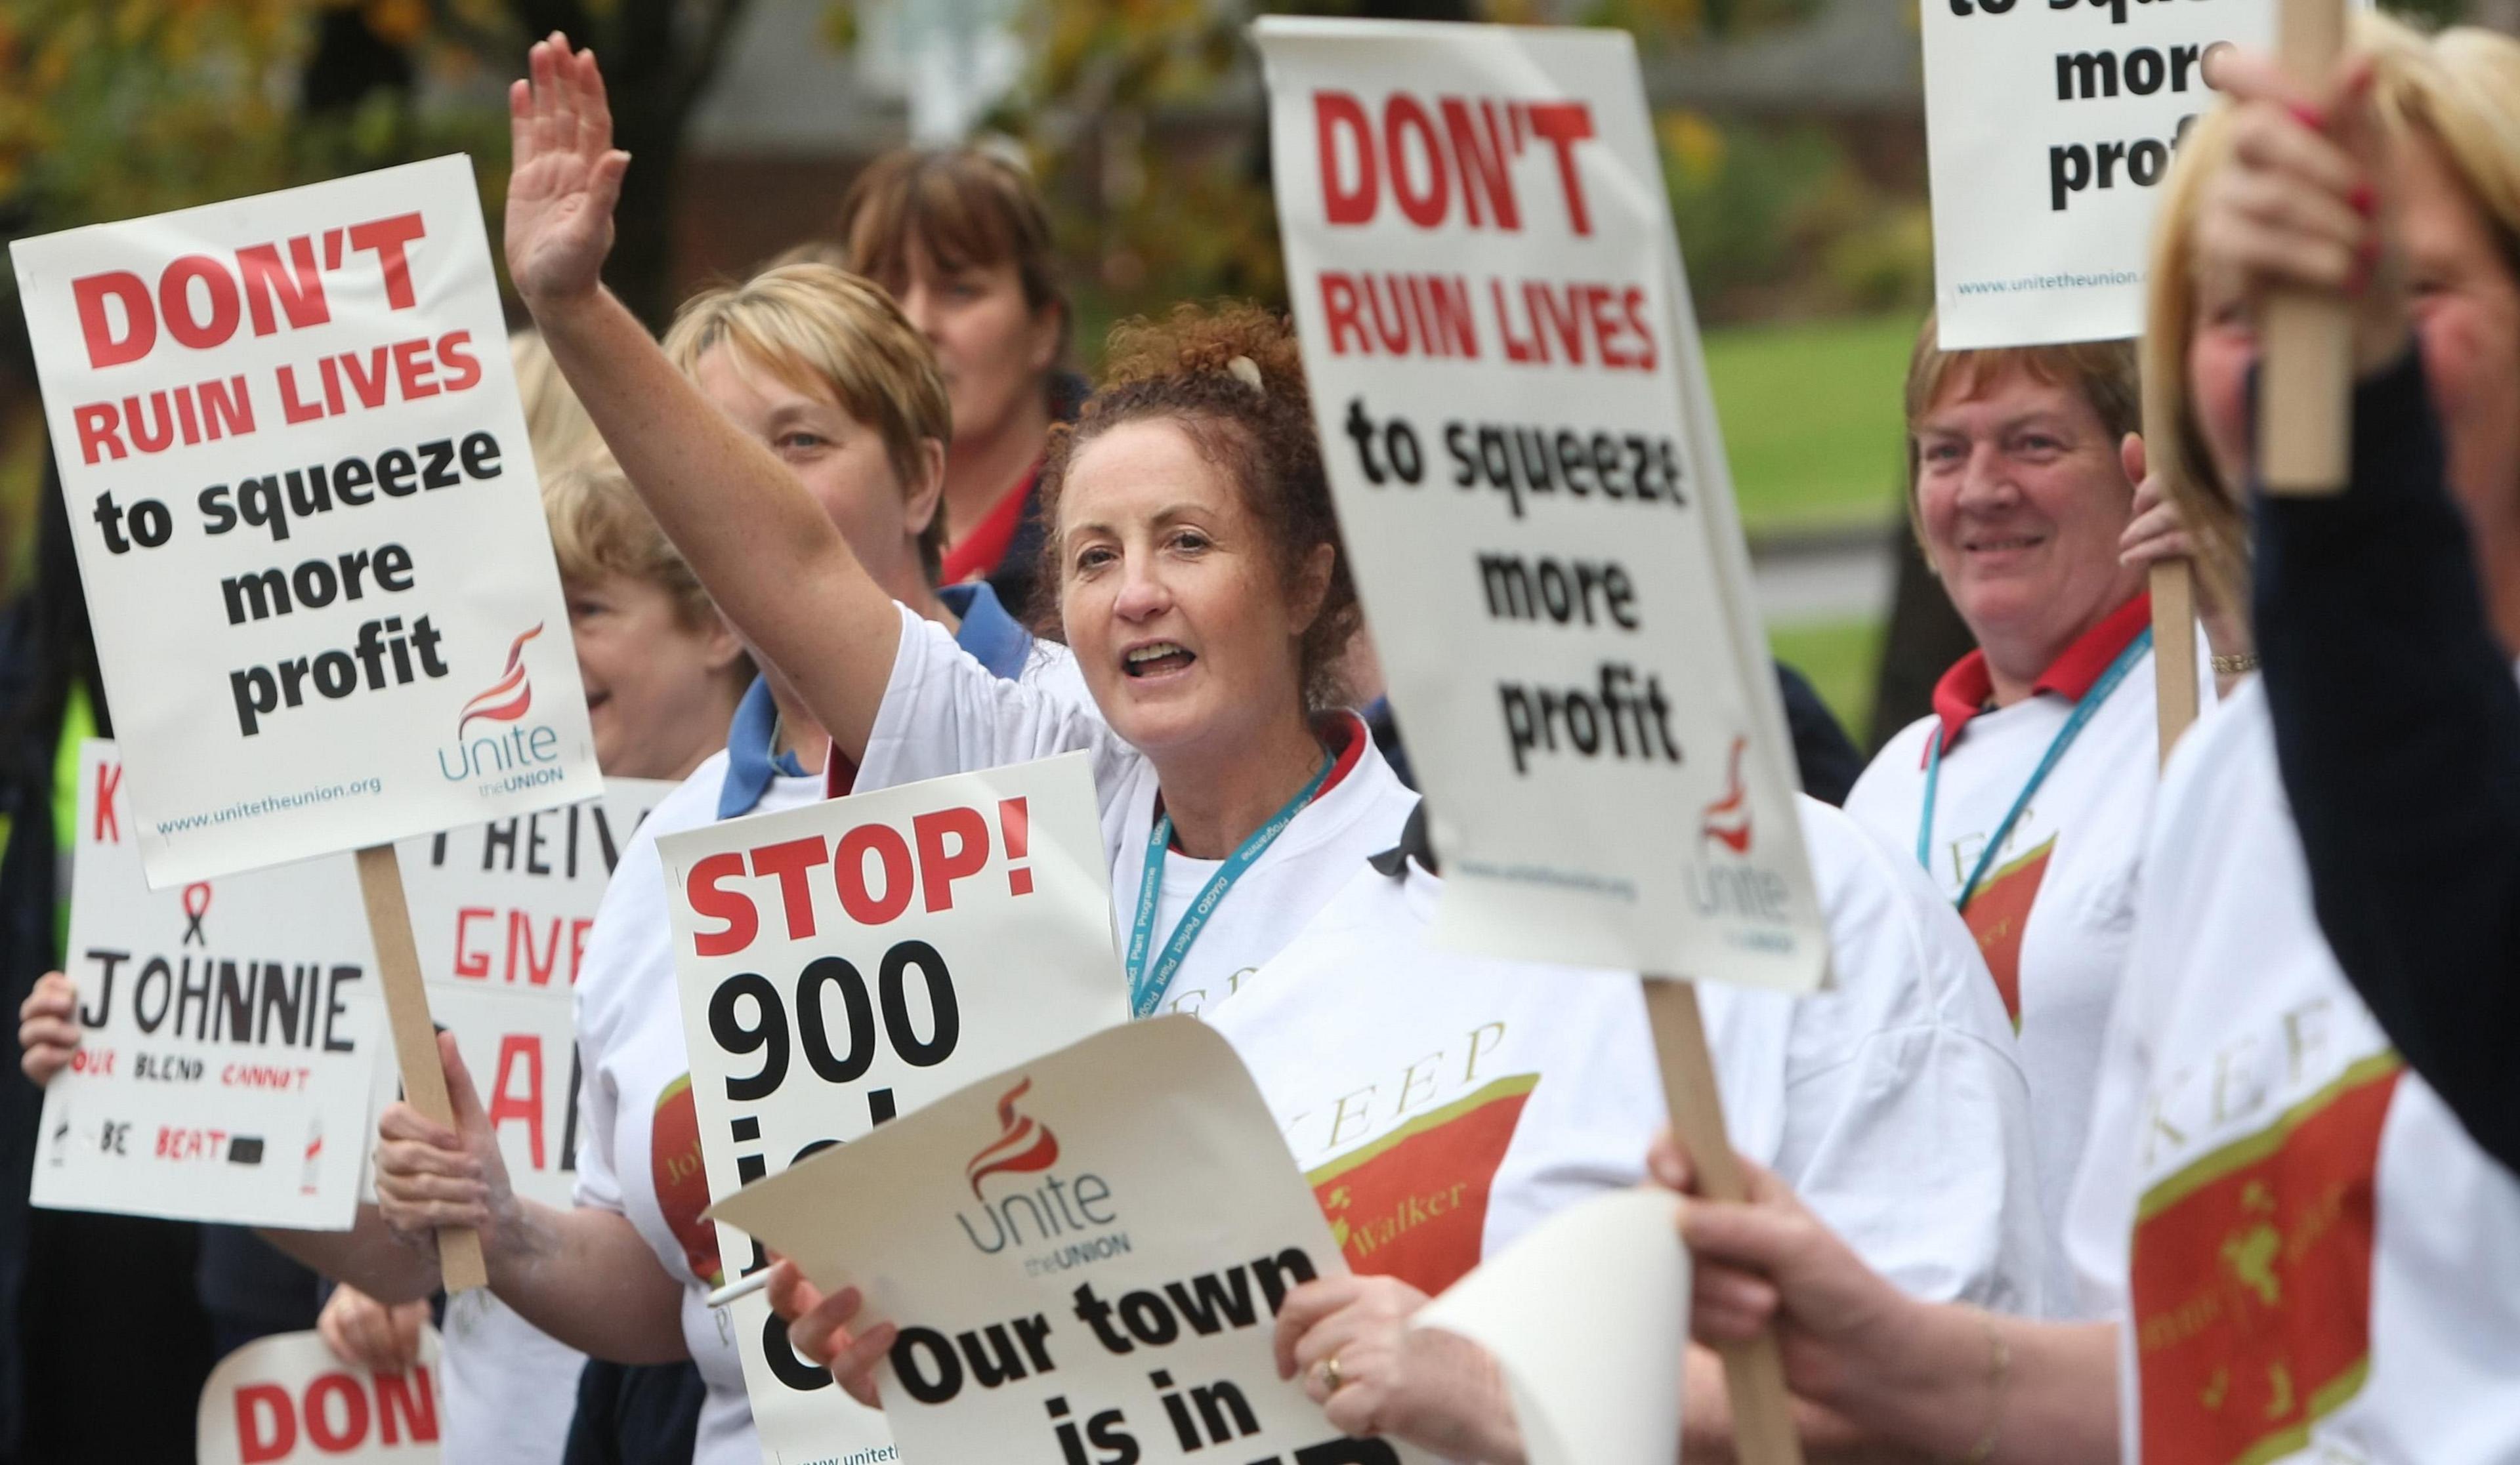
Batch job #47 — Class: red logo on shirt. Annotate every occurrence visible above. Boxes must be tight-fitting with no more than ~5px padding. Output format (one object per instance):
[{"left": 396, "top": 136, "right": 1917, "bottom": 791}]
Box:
[
  {"left": 967, "top": 1077, "right": 1060, "bottom": 1198},
  {"left": 1962, "top": 836, "right": 2055, "bottom": 1027},
  {"left": 651, "top": 1075, "right": 723, "bottom": 1287},
  {"left": 2130, "top": 1055, "right": 2401, "bottom": 1465},
  {"left": 1700, "top": 737, "right": 1752, "bottom": 854},
  {"left": 1307, "top": 1074, "right": 1537, "bottom": 1296},
  {"left": 456, "top": 624, "right": 543, "bottom": 735}
]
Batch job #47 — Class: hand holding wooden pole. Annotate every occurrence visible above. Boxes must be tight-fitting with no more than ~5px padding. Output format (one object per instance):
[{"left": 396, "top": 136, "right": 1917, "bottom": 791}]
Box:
[
  {"left": 1645, "top": 977, "right": 1806, "bottom": 1465},
  {"left": 2259, "top": 0, "right": 2354, "bottom": 497},
  {"left": 355, "top": 843, "right": 489, "bottom": 1293}
]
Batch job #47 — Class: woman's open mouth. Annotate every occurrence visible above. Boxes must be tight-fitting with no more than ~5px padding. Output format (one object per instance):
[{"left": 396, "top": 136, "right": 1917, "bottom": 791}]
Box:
[{"left": 1124, "top": 642, "right": 1196, "bottom": 678}]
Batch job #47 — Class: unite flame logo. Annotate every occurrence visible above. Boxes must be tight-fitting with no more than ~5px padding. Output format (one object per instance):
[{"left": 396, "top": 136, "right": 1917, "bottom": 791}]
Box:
[
  {"left": 456, "top": 624, "right": 543, "bottom": 735},
  {"left": 965, "top": 1077, "right": 1060, "bottom": 1198},
  {"left": 1699, "top": 735, "right": 1753, "bottom": 854}
]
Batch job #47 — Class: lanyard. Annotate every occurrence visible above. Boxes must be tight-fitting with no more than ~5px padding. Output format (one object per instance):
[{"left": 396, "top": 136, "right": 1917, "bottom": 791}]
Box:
[
  {"left": 1125, "top": 753, "right": 1334, "bottom": 1019},
  {"left": 1917, "top": 630, "right": 2151, "bottom": 912}
]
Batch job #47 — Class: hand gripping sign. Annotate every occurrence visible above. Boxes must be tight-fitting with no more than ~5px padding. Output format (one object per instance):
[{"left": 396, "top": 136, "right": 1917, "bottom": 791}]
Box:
[
  {"left": 1257, "top": 19, "right": 1824, "bottom": 1460},
  {"left": 661, "top": 753, "right": 1127, "bottom": 1465},
  {"left": 198, "top": 1328, "right": 444, "bottom": 1465},
  {"left": 398, "top": 779, "right": 673, "bottom": 1208},
  {"left": 37, "top": 741, "right": 387, "bottom": 1229},
  {"left": 712, "top": 1017, "right": 1431, "bottom": 1465},
  {"left": 11, "top": 155, "right": 604, "bottom": 1288}
]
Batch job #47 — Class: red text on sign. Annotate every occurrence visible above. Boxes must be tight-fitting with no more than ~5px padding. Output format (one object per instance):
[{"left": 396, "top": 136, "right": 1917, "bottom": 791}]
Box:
[
  {"left": 1314, "top": 91, "right": 1597, "bottom": 236},
  {"left": 72, "top": 213, "right": 427, "bottom": 371},
  {"left": 453, "top": 907, "right": 593, "bottom": 986},
  {"left": 234, "top": 1363, "right": 439, "bottom": 1462},
  {"left": 685, "top": 798, "right": 1034, "bottom": 957}
]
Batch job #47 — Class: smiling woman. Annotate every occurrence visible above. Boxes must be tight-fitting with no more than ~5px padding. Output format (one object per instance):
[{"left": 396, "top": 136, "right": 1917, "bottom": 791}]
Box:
[{"left": 1841, "top": 319, "right": 2207, "bottom": 1315}]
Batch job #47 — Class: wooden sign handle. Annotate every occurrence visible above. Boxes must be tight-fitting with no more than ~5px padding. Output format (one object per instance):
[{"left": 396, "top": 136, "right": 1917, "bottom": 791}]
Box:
[
  {"left": 354, "top": 843, "right": 489, "bottom": 1293},
  {"left": 1645, "top": 978, "right": 1806, "bottom": 1465},
  {"left": 2149, "top": 562, "right": 2200, "bottom": 766},
  {"left": 2259, "top": 0, "right": 2353, "bottom": 497}
]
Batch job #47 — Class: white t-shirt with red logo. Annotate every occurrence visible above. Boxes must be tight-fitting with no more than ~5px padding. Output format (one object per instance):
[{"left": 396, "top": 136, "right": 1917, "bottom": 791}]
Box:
[
  {"left": 2066, "top": 677, "right": 2520, "bottom": 1465},
  {"left": 1846, "top": 594, "right": 2208, "bottom": 1317},
  {"left": 1207, "top": 796, "right": 2045, "bottom": 1311},
  {"left": 856, "top": 605, "right": 1422, "bottom": 1015},
  {"left": 574, "top": 749, "right": 826, "bottom": 1465}
]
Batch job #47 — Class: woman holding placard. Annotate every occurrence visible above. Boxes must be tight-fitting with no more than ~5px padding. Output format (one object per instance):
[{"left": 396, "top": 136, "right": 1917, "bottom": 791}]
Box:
[
  {"left": 369, "top": 257, "right": 1091, "bottom": 1465},
  {"left": 1841, "top": 325, "right": 2230, "bottom": 1317},
  {"left": 1655, "top": 17, "right": 2520, "bottom": 1462}
]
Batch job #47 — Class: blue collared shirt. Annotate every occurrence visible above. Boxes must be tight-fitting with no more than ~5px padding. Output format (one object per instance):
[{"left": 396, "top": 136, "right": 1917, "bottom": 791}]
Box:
[{"left": 715, "top": 583, "right": 1036, "bottom": 818}]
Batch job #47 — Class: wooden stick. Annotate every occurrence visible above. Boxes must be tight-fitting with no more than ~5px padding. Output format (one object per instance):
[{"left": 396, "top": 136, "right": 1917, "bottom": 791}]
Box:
[
  {"left": 2149, "top": 562, "right": 2200, "bottom": 766},
  {"left": 1644, "top": 978, "right": 1805, "bottom": 1465},
  {"left": 354, "top": 843, "right": 489, "bottom": 1293},
  {"left": 2259, "top": 0, "right": 2353, "bottom": 497}
]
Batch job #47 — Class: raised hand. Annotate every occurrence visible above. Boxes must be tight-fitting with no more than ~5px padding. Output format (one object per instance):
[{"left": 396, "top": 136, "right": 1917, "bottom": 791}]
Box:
[{"left": 506, "top": 33, "right": 632, "bottom": 309}]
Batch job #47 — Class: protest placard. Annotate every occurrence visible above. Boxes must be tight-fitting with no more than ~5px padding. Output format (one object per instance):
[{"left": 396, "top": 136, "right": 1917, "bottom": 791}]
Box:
[
  {"left": 35, "top": 741, "right": 387, "bottom": 1229},
  {"left": 1260, "top": 22, "right": 1815, "bottom": 1456},
  {"left": 1257, "top": 18, "right": 1826, "bottom": 995},
  {"left": 1922, "top": 0, "right": 2277, "bottom": 349},
  {"left": 711, "top": 1016, "right": 1429, "bottom": 1465},
  {"left": 396, "top": 781, "right": 671, "bottom": 1208},
  {"left": 9, "top": 155, "right": 598, "bottom": 887},
  {"left": 198, "top": 1328, "right": 442, "bottom": 1465},
  {"left": 660, "top": 753, "right": 1127, "bottom": 1465},
  {"left": 1412, "top": 1190, "right": 1688, "bottom": 1465}
]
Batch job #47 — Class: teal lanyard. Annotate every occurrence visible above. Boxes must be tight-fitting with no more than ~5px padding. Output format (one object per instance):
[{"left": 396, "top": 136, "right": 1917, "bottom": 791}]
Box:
[
  {"left": 1917, "top": 631, "right": 2151, "bottom": 912},
  {"left": 1125, "top": 754, "right": 1334, "bottom": 1019}
]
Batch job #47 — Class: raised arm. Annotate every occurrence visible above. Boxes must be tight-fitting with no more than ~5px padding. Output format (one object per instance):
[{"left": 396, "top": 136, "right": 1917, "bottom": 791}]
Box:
[{"left": 506, "top": 35, "right": 901, "bottom": 759}]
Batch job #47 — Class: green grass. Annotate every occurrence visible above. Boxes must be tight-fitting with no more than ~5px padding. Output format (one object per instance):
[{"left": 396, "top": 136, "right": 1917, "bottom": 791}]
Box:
[
  {"left": 1701, "top": 312, "right": 1916, "bottom": 537},
  {"left": 1769, "top": 617, "right": 1885, "bottom": 743}
]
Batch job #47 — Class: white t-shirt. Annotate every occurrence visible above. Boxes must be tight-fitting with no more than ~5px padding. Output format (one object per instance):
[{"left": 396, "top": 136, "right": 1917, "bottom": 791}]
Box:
[
  {"left": 1208, "top": 797, "right": 2045, "bottom": 1311},
  {"left": 440, "top": 1288, "right": 590, "bottom": 1465},
  {"left": 574, "top": 749, "right": 826, "bottom": 1465},
  {"left": 2066, "top": 678, "right": 2520, "bottom": 1464},
  {"left": 1846, "top": 597, "right": 2208, "bottom": 1317},
  {"left": 572, "top": 629, "right": 1108, "bottom": 1465},
  {"left": 857, "top": 606, "right": 1422, "bottom": 1015}
]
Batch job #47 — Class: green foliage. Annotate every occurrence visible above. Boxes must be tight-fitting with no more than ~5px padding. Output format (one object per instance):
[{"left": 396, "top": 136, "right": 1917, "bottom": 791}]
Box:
[{"left": 1661, "top": 110, "right": 1931, "bottom": 322}]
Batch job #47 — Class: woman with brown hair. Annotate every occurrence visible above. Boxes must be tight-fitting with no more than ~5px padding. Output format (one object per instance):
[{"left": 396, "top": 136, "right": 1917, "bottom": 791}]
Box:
[
  {"left": 1647, "top": 14, "right": 2520, "bottom": 1463},
  {"left": 837, "top": 146, "right": 1077, "bottom": 615}
]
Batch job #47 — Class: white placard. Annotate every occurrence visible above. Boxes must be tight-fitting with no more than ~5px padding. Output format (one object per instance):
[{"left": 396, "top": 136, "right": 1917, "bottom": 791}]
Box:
[
  {"left": 1259, "top": 19, "right": 1827, "bottom": 991},
  {"left": 660, "top": 753, "right": 1127, "bottom": 1465},
  {"left": 197, "top": 1328, "right": 443, "bottom": 1465},
  {"left": 1923, "top": 0, "right": 2277, "bottom": 348},
  {"left": 36, "top": 741, "right": 387, "bottom": 1228},
  {"left": 396, "top": 781, "right": 671, "bottom": 1208},
  {"left": 712, "top": 1016, "right": 1431, "bottom": 1465},
  {"left": 10, "top": 155, "right": 598, "bottom": 886},
  {"left": 1413, "top": 1190, "right": 1689, "bottom": 1465}
]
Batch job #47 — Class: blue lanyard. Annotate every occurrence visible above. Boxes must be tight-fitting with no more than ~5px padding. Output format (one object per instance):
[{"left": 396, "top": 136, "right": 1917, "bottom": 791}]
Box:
[
  {"left": 1125, "top": 754, "right": 1334, "bottom": 1019},
  {"left": 1917, "top": 631, "right": 2151, "bottom": 912}
]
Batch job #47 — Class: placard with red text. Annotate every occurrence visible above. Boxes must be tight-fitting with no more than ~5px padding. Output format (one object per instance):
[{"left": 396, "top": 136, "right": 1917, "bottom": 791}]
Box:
[
  {"left": 396, "top": 779, "right": 671, "bottom": 1209},
  {"left": 1257, "top": 20, "right": 1827, "bottom": 991},
  {"left": 34, "top": 741, "right": 388, "bottom": 1229},
  {"left": 659, "top": 752, "right": 1127, "bottom": 1465},
  {"left": 198, "top": 1327, "right": 443, "bottom": 1465},
  {"left": 9, "top": 155, "right": 598, "bottom": 887}
]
